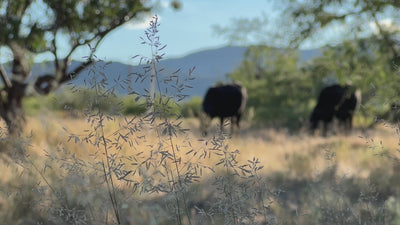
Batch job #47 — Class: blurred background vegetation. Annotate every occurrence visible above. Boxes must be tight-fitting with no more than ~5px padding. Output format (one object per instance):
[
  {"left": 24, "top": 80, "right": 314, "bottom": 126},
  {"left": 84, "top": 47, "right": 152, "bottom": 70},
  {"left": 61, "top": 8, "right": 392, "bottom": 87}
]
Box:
[
  {"left": 22, "top": 38, "right": 400, "bottom": 131},
  {"left": 2, "top": 0, "right": 400, "bottom": 133},
  {"left": 23, "top": 87, "right": 201, "bottom": 118}
]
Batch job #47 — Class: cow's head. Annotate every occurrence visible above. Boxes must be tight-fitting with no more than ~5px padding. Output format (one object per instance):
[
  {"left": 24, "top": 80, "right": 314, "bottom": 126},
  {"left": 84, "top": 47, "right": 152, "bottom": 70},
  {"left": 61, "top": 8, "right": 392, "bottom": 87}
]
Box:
[
  {"left": 309, "top": 109, "right": 321, "bottom": 133},
  {"left": 199, "top": 111, "right": 212, "bottom": 136}
]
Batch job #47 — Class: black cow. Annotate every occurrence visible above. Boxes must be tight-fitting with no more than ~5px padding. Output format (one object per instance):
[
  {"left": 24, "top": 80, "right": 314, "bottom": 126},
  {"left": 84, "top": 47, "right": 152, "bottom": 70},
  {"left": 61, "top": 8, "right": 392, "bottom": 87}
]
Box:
[
  {"left": 201, "top": 83, "right": 247, "bottom": 135},
  {"left": 310, "top": 84, "right": 361, "bottom": 136}
]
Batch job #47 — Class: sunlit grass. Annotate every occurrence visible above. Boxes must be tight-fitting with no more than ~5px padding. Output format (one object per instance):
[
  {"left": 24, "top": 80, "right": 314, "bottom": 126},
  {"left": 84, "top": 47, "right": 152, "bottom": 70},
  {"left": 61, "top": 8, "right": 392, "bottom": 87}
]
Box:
[
  {"left": 2, "top": 112, "right": 400, "bottom": 224},
  {"left": 21, "top": 113, "right": 400, "bottom": 180}
]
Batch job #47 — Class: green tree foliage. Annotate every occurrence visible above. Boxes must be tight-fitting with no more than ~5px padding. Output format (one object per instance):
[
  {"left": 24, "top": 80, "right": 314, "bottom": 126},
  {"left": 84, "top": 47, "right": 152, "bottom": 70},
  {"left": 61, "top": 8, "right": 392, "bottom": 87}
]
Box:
[
  {"left": 278, "top": 0, "right": 400, "bottom": 56},
  {"left": 228, "top": 46, "right": 318, "bottom": 129},
  {"left": 274, "top": 0, "right": 400, "bottom": 120},
  {"left": 304, "top": 39, "right": 400, "bottom": 119},
  {"left": 230, "top": 41, "right": 399, "bottom": 129},
  {"left": 180, "top": 96, "right": 202, "bottom": 118},
  {"left": 218, "top": 0, "right": 400, "bottom": 126},
  {"left": 0, "top": 0, "right": 151, "bottom": 134}
]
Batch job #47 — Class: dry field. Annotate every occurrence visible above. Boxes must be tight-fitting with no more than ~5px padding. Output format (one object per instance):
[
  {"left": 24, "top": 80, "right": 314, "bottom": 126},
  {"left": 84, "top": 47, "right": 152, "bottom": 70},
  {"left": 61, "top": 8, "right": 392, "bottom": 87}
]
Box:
[
  {"left": 20, "top": 114, "right": 400, "bottom": 178},
  {"left": 1, "top": 113, "right": 400, "bottom": 224}
]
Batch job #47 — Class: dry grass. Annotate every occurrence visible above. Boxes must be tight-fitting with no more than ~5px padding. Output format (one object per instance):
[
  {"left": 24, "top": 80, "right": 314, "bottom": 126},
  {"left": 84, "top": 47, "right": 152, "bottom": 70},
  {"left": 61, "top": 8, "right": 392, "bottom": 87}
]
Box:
[
  {"left": 2, "top": 113, "right": 400, "bottom": 224},
  {"left": 21, "top": 113, "right": 400, "bottom": 180}
]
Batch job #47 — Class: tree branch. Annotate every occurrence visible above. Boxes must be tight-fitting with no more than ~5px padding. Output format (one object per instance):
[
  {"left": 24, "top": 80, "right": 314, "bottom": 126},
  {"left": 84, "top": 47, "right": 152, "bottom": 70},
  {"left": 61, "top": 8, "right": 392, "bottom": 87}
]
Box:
[
  {"left": 35, "top": 10, "right": 142, "bottom": 95},
  {"left": 34, "top": 15, "right": 125, "bottom": 95},
  {"left": 372, "top": 13, "right": 399, "bottom": 58},
  {"left": 34, "top": 59, "right": 93, "bottom": 95},
  {"left": 0, "top": 64, "right": 12, "bottom": 89},
  {"left": 60, "top": 59, "right": 93, "bottom": 84},
  {"left": 65, "top": 16, "right": 127, "bottom": 60},
  {"left": 56, "top": 16, "right": 127, "bottom": 84}
]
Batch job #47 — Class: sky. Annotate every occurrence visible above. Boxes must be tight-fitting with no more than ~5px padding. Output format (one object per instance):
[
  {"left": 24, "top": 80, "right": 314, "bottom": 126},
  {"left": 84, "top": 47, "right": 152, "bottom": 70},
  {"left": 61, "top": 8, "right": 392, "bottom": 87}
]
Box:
[
  {"left": 0, "top": 1, "right": 395, "bottom": 65},
  {"left": 69, "top": 0, "right": 273, "bottom": 65}
]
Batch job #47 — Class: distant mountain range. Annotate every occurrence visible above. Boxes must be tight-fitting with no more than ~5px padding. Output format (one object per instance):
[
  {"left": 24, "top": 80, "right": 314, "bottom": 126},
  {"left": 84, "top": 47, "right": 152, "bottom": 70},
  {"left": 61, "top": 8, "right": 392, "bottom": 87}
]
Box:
[{"left": 29, "top": 46, "right": 321, "bottom": 98}]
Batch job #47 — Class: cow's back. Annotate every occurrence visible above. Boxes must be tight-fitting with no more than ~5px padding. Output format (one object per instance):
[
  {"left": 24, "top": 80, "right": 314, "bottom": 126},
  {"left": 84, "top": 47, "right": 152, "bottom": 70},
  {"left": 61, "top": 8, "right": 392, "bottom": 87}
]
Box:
[
  {"left": 310, "top": 83, "right": 360, "bottom": 134},
  {"left": 315, "top": 84, "right": 346, "bottom": 110},
  {"left": 203, "top": 84, "right": 245, "bottom": 118},
  {"left": 335, "top": 86, "right": 360, "bottom": 120}
]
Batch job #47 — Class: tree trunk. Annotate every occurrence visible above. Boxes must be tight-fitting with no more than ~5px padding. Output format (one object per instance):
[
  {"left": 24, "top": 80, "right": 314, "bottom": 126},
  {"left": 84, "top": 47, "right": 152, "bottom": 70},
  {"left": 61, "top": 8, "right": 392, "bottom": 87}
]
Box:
[
  {"left": 0, "top": 43, "right": 92, "bottom": 135},
  {"left": 2, "top": 81, "right": 27, "bottom": 135},
  {"left": 0, "top": 43, "right": 30, "bottom": 136}
]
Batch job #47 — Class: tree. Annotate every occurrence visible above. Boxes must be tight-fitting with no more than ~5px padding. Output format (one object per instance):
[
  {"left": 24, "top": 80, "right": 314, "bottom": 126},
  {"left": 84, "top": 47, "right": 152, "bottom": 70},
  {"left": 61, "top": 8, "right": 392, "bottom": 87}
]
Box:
[
  {"left": 0, "top": 0, "right": 154, "bottom": 134},
  {"left": 227, "top": 46, "right": 316, "bottom": 129},
  {"left": 277, "top": 0, "right": 400, "bottom": 119},
  {"left": 217, "top": 0, "right": 400, "bottom": 124},
  {"left": 217, "top": 0, "right": 400, "bottom": 68},
  {"left": 277, "top": 0, "right": 400, "bottom": 58}
]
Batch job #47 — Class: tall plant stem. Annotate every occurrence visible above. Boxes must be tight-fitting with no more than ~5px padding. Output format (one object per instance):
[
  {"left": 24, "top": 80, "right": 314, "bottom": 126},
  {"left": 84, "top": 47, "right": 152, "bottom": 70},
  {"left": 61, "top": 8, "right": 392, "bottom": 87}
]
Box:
[{"left": 169, "top": 133, "right": 193, "bottom": 225}]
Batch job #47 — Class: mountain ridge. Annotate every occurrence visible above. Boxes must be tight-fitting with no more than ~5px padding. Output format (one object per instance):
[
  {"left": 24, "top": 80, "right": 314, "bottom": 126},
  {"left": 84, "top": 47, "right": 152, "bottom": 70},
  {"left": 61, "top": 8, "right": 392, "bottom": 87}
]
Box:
[{"left": 30, "top": 46, "right": 321, "bottom": 98}]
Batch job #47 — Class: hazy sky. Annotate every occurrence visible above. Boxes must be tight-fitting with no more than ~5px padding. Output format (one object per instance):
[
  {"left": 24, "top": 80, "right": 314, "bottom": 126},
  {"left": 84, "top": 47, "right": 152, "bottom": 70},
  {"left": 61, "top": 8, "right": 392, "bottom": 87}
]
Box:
[
  {"left": 0, "top": 1, "right": 392, "bottom": 65},
  {"left": 70, "top": 0, "right": 272, "bottom": 64}
]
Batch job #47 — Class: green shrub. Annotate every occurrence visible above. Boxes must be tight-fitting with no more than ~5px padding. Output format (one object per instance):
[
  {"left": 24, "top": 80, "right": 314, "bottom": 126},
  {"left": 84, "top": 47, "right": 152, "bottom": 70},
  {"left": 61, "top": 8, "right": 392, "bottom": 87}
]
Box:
[
  {"left": 46, "top": 87, "right": 123, "bottom": 115},
  {"left": 180, "top": 96, "right": 202, "bottom": 118},
  {"left": 121, "top": 95, "right": 147, "bottom": 115},
  {"left": 23, "top": 89, "right": 186, "bottom": 117},
  {"left": 153, "top": 95, "right": 181, "bottom": 118},
  {"left": 122, "top": 94, "right": 181, "bottom": 117},
  {"left": 23, "top": 97, "right": 46, "bottom": 116}
]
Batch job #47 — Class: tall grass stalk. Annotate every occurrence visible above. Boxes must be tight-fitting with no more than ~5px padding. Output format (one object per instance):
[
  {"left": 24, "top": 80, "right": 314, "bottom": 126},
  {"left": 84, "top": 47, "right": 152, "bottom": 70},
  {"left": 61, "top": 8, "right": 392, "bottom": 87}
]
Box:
[
  {"left": 141, "top": 15, "right": 196, "bottom": 225},
  {"left": 79, "top": 51, "right": 123, "bottom": 223}
]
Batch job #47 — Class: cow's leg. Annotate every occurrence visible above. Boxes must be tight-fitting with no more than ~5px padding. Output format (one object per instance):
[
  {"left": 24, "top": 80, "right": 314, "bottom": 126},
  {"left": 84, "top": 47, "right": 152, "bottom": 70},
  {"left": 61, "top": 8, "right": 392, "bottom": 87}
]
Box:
[
  {"left": 230, "top": 117, "right": 234, "bottom": 134},
  {"left": 322, "top": 121, "right": 329, "bottom": 137},
  {"left": 219, "top": 117, "right": 224, "bottom": 133},
  {"left": 346, "top": 116, "right": 353, "bottom": 133},
  {"left": 335, "top": 118, "right": 343, "bottom": 134},
  {"left": 234, "top": 114, "right": 242, "bottom": 135},
  {"left": 236, "top": 114, "right": 241, "bottom": 129},
  {"left": 230, "top": 116, "right": 238, "bottom": 135},
  {"left": 349, "top": 115, "right": 353, "bottom": 130}
]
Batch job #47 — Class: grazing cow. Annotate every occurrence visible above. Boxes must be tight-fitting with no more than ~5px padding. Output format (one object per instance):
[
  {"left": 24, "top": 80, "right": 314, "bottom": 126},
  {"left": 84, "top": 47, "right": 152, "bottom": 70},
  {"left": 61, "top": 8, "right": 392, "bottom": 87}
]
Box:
[
  {"left": 201, "top": 83, "right": 247, "bottom": 135},
  {"left": 310, "top": 84, "right": 361, "bottom": 136}
]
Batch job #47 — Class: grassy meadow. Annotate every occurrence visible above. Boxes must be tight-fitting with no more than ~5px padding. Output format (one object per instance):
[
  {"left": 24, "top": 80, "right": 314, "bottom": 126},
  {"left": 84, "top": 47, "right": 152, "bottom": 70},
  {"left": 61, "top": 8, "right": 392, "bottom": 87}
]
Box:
[
  {"left": 1, "top": 111, "right": 400, "bottom": 224},
  {"left": 24, "top": 114, "right": 400, "bottom": 177}
]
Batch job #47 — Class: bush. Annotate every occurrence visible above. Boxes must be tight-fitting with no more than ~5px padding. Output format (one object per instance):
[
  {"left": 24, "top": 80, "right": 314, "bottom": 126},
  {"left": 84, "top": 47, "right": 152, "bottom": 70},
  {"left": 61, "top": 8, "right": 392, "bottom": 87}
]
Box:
[
  {"left": 43, "top": 87, "right": 122, "bottom": 115},
  {"left": 153, "top": 95, "right": 181, "bottom": 118},
  {"left": 23, "top": 97, "right": 47, "bottom": 116},
  {"left": 23, "top": 89, "right": 186, "bottom": 118},
  {"left": 180, "top": 96, "right": 202, "bottom": 118},
  {"left": 121, "top": 95, "right": 147, "bottom": 115}
]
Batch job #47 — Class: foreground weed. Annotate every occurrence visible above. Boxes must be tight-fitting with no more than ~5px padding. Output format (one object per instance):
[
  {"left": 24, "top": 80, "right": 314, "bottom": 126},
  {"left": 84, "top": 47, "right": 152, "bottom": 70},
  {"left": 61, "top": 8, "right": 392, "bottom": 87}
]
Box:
[
  {"left": 2, "top": 15, "right": 278, "bottom": 225},
  {"left": 51, "top": 15, "right": 202, "bottom": 224},
  {"left": 195, "top": 133, "right": 277, "bottom": 225}
]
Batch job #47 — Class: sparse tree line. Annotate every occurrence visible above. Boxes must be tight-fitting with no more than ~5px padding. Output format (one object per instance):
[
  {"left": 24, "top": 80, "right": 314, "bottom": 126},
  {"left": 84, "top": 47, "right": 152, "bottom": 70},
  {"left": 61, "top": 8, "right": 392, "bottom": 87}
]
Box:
[
  {"left": 16, "top": 38, "right": 400, "bottom": 136},
  {"left": 215, "top": 0, "right": 400, "bottom": 131},
  {"left": 227, "top": 41, "right": 400, "bottom": 130},
  {"left": 1, "top": 0, "right": 400, "bottom": 135}
]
